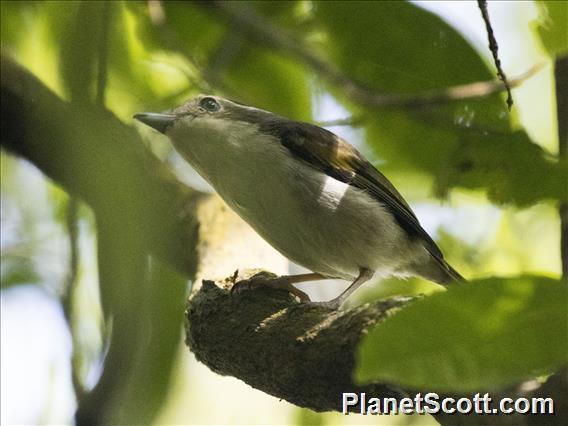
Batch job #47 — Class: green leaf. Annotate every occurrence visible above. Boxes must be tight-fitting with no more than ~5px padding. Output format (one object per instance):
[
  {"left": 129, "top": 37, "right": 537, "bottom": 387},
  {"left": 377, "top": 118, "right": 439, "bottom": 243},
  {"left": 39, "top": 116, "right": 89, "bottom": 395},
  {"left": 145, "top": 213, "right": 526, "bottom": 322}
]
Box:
[
  {"left": 58, "top": 1, "right": 106, "bottom": 102},
  {"left": 356, "top": 276, "right": 568, "bottom": 392},
  {"left": 205, "top": 2, "right": 312, "bottom": 120},
  {"left": 436, "top": 129, "right": 568, "bottom": 205},
  {"left": 220, "top": 45, "right": 311, "bottom": 120},
  {"left": 313, "top": 2, "right": 560, "bottom": 205},
  {"left": 0, "top": 1, "right": 35, "bottom": 48},
  {"left": 315, "top": 1, "right": 492, "bottom": 93},
  {"left": 126, "top": 2, "right": 311, "bottom": 119},
  {"left": 157, "top": 1, "right": 226, "bottom": 61},
  {"left": 0, "top": 255, "right": 39, "bottom": 289},
  {"left": 535, "top": 1, "right": 568, "bottom": 58}
]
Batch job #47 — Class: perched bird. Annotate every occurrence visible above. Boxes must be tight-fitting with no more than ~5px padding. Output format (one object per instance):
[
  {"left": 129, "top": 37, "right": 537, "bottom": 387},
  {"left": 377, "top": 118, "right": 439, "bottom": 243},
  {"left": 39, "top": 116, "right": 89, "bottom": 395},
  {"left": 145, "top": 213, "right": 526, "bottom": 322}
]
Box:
[{"left": 135, "top": 95, "right": 463, "bottom": 308}]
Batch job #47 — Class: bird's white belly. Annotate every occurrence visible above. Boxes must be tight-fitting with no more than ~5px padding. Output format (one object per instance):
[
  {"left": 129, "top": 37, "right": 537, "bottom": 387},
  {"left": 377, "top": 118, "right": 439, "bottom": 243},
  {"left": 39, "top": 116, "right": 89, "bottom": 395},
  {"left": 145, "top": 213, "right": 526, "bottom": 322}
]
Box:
[
  {"left": 213, "top": 156, "right": 415, "bottom": 280},
  {"left": 170, "top": 120, "right": 417, "bottom": 279}
]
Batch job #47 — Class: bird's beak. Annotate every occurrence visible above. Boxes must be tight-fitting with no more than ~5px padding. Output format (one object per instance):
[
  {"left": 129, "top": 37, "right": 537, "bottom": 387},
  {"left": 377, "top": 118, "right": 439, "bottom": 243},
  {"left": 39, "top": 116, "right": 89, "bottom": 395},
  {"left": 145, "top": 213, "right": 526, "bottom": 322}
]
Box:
[{"left": 133, "top": 112, "right": 177, "bottom": 134}]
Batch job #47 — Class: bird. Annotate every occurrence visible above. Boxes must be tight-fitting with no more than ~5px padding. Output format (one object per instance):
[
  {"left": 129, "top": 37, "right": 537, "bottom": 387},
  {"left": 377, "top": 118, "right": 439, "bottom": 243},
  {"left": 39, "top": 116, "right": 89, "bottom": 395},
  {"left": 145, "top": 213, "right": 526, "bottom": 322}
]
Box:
[{"left": 134, "top": 94, "right": 464, "bottom": 309}]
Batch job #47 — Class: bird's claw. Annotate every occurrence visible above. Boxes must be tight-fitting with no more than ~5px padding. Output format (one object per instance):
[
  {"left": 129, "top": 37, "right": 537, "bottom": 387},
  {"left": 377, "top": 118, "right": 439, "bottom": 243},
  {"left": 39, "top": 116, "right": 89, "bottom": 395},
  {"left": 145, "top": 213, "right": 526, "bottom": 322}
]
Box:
[{"left": 230, "top": 272, "right": 311, "bottom": 303}]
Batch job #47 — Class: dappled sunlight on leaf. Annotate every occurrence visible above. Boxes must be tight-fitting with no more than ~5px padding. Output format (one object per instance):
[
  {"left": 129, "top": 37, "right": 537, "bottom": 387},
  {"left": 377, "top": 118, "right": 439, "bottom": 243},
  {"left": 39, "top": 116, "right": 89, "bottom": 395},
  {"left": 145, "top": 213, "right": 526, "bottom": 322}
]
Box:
[
  {"left": 356, "top": 276, "right": 567, "bottom": 392},
  {"left": 0, "top": 1, "right": 66, "bottom": 96},
  {"left": 534, "top": 1, "right": 568, "bottom": 58}
]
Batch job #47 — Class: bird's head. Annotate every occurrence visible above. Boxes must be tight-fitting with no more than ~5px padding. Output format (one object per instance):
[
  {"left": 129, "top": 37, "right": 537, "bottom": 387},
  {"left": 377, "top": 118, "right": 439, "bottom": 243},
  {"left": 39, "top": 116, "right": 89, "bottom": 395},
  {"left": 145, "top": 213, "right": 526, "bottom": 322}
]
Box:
[
  {"left": 134, "top": 94, "right": 276, "bottom": 137},
  {"left": 134, "top": 94, "right": 288, "bottom": 180}
]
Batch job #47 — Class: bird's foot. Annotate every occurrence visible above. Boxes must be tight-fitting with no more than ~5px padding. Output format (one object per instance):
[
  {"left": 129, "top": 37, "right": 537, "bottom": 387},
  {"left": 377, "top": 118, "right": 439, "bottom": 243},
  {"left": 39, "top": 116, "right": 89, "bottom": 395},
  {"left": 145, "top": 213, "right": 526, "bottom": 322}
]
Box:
[
  {"left": 308, "top": 299, "right": 342, "bottom": 310},
  {"left": 231, "top": 271, "right": 311, "bottom": 302},
  {"left": 307, "top": 268, "right": 374, "bottom": 310}
]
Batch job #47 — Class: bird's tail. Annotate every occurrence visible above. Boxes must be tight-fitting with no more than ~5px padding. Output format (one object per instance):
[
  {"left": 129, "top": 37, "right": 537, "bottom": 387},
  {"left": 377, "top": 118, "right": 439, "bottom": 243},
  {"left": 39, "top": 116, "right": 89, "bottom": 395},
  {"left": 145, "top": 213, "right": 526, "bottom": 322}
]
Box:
[
  {"left": 443, "top": 261, "right": 466, "bottom": 283},
  {"left": 418, "top": 255, "right": 466, "bottom": 285}
]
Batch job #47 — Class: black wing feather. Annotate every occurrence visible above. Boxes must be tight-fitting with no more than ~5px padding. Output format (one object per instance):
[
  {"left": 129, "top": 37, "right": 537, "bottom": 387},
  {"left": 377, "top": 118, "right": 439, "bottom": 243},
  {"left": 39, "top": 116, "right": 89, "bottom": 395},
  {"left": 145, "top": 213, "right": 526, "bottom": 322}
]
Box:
[{"left": 261, "top": 119, "right": 444, "bottom": 260}]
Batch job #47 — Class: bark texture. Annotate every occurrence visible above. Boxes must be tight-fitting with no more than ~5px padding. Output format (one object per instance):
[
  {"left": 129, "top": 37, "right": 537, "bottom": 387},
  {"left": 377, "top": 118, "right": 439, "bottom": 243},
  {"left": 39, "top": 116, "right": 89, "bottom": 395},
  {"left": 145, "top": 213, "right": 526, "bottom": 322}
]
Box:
[
  {"left": 187, "top": 275, "right": 412, "bottom": 412},
  {"left": 185, "top": 273, "right": 568, "bottom": 425}
]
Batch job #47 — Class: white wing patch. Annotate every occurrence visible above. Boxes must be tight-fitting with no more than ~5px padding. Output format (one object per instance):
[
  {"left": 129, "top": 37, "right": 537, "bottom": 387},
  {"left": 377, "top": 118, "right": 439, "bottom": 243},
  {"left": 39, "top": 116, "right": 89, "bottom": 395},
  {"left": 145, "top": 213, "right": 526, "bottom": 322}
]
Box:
[{"left": 318, "top": 176, "right": 350, "bottom": 210}]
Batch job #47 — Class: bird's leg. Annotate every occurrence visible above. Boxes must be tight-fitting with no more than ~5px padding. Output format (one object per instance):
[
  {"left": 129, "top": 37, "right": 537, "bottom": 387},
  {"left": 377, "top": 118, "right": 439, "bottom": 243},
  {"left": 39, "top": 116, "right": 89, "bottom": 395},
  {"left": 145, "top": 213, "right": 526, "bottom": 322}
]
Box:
[
  {"left": 231, "top": 272, "right": 327, "bottom": 302},
  {"left": 313, "top": 268, "right": 374, "bottom": 310}
]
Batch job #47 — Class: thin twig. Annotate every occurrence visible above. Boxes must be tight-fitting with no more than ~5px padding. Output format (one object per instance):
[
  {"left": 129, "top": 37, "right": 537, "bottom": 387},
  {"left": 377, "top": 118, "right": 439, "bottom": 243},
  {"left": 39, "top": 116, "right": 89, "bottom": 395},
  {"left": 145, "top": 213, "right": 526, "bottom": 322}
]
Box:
[
  {"left": 316, "top": 65, "right": 542, "bottom": 127},
  {"left": 477, "top": 0, "right": 513, "bottom": 110},
  {"left": 201, "top": 1, "right": 534, "bottom": 109}
]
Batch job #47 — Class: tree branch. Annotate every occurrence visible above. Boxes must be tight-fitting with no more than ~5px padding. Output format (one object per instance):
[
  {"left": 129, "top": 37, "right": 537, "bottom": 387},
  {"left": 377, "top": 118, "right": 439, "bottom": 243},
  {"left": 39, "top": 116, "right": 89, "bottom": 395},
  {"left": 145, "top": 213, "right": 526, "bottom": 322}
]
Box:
[
  {"left": 0, "top": 54, "right": 204, "bottom": 277},
  {"left": 1, "top": 53, "right": 205, "bottom": 424},
  {"left": 187, "top": 273, "right": 568, "bottom": 425},
  {"left": 186, "top": 274, "right": 412, "bottom": 413},
  {"left": 200, "top": 1, "right": 538, "bottom": 109}
]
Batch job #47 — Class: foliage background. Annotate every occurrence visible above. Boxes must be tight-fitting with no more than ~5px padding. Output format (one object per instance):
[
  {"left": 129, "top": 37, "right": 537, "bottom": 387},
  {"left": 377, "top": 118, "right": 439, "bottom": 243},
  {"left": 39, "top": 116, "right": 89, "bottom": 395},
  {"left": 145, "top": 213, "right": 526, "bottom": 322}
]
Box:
[{"left": 1, "top": 1, "right": 566, "bottom": 425}]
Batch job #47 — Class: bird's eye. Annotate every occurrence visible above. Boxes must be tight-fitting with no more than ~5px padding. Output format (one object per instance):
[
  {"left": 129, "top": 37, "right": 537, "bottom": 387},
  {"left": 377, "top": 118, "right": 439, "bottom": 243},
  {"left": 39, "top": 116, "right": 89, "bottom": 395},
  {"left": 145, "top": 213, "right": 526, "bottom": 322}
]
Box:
[{"left": 199, "top": 97, "right": 220, "bottom": 112}]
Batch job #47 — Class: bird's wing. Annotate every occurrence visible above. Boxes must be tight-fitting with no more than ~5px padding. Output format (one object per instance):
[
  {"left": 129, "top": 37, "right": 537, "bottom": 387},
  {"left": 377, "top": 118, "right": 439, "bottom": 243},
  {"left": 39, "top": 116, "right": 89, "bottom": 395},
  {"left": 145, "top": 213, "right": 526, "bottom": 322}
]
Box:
[{"left": 263, "top": 119, "right": 444, "bottom": 260}]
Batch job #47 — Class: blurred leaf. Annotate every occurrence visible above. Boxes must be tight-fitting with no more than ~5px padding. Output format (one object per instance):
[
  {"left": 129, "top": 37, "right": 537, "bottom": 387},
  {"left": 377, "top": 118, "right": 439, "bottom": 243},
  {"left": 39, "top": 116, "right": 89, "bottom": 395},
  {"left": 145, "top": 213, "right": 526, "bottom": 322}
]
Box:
[
  {"left": 59, "top": 1, "right": 107, "bottom": 102},
  {"left": 1, "top": 153, "right": 69, "bottom": 293},
  {"left": 104, "top": 2, "right": 187, "bottom": 116},
  {"left": 0, "top": 1, "right": 36, "bottom": 48},
  {"left": 312, "top": 2, "right": 558, "bottom": 205},
  {"left": 535, "top": 1, "right": 568, "bottom": 58},
  {"left": 157, "top": 1, "right": 226, "bottom": 62},
  {"left": 314, "top": 1, "right": 492, "bottom": 93},
  {"left": 116, "top": 258, "right": 188, "bottom": 424},
  {"left": 440, "top": 130, "right": 568, "bottom": 205},
  {"left": 0, "top": 254, "right": 39, "bottom": 289},
  {"left": 356, "top": 276, "right": 568, "bottom": 392},
  {"left": 124, "top": 1, "right": 224, "bottom": 104},
  {"left": 125, "top": 2, "right": 313, "bottom": 118},
  {"left": 365, "top": 101, "right": 508, "bottom": 173},
  {"left": 294, "top": 407, "right": 326, "bottom": 426},
  {"left": 313, "top": 1, "right": 508, "bottom": 129},
  {"left": 356, "top": 276, "right": 441, "bottom": 307},
  {"left": 123, "top": 1, "right": 219, "bottom": 98},
  {"left": 220, "top": 46, "right": 311, "bottom": 120},
  {"left": 191, "top": 1, "right": 312, "bottom": 119},
  {"left": 0, "top": 1, "right": 71, "bottom": 95}
]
